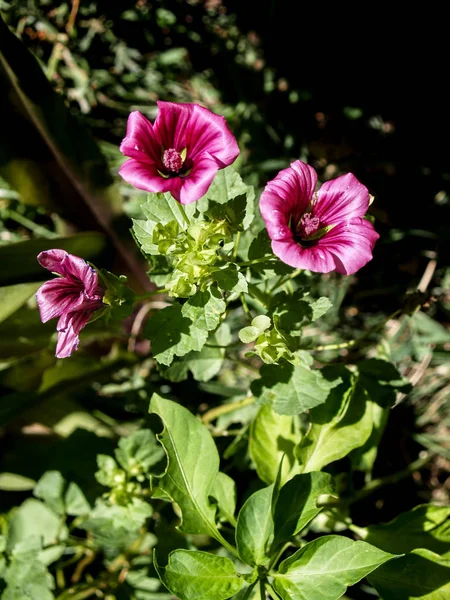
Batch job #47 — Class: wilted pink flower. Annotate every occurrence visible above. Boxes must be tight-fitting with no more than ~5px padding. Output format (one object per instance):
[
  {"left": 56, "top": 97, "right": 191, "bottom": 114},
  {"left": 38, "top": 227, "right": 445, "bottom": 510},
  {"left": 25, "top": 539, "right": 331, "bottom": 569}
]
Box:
[
  {"left": 119, "top": 102, "right": 240, "bottom": 204},
  {"left": 259, "top": 160, "right": 379, "bottom": 274},
  {"left": 36, "top": 250, "right": 104, "bottom": 358}
]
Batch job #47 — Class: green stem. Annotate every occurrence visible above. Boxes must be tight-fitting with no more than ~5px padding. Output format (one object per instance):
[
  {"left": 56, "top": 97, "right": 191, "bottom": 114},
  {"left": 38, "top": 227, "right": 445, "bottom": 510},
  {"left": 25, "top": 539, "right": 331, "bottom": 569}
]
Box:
[
  {"left": 260, "top": 578, "right": 266, "bottom": 598},
  {"left": 241, "top": 292, "right": 253, "bottom": 320},
  {"left": 233, "top": 231, "right": 241, "bottom": 260},
  {"left": 241, "top": 581, "right": 258, "bottom": 600},
  {"left": 177, "top": 202, "right": 190, "bottom": 226},
  {"left": 201, "top": 396, "right": 256, "bottom": 424},
  {"left": 236, "top": 256, "right": 276, "bottom": 267},
  {"left": 270, "top": 268, "right": 302, "bottom": 293},
  {"left": 311, "top": 309, "right": 402, "bottom": 353},
  {"left": 247, "top": 284, "right": 270, "bottom": 309},
  {"left": 268, "top": 542, "right": 293, "bottom": 570},
  {"left": 267, "top": 581, "right": 282, "bottom": 599},
  {"left": 0, "top": 207, "right": 58, "bottom": 238}
]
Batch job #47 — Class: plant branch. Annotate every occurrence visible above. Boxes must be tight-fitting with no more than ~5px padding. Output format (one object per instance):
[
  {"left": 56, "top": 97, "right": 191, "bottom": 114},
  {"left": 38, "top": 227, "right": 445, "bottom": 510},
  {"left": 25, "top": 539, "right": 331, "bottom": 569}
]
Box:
[{"left": 201, "top": 396, "right": 256, "bottom": 424}]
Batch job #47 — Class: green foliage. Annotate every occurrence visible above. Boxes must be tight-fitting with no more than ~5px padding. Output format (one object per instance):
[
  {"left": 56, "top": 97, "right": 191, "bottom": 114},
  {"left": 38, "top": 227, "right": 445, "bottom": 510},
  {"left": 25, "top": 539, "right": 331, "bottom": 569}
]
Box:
[
  {"left": 155, "top": 549, "right": 243, "bottom": 600},
  {"left": 149, "top": 394, "right": 233, "bottom": 551},
  {"left": 368, "top": 549, "right": 450, "bottom": 599},
  {"left": 236, "top": 485, "right": 274, "bottom": 566},
  {"left": 272, "top": 536, "right": 396, "bottom": 600},
  {"left": 252, "top": 362, "right": 341, "bottom": 416}
]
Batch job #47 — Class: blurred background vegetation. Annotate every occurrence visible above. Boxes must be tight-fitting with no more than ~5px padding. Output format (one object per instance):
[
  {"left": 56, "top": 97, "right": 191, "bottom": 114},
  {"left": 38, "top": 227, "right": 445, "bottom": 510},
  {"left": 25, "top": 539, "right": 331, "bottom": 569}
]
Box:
[{"left": 0, "top": 0, "right": 449, "bottom": 577}]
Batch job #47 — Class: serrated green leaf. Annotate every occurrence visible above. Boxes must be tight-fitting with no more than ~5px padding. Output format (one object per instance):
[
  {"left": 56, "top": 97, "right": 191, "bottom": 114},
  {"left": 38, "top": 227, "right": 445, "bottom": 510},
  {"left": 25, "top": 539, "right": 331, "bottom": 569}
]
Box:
[
  {"left": 115, "top": 429, "right": 165, "bottom": 474},
  {"left": 211, "top": 263, "right": 248, "bottom": 294},
  {"left": 205, "top": 165, "right": 249, "bottom": 205},
  {"left": 252, "top": 362, "right": 341, "bottom": 416},
  {"left": 249, "top": 405, "right": 298, "bottom": 485},
  {"left": 296, "top": 367, "right": 373, "bottom": 472},
  {"left": 360, "top": 504, "right": 450, "bottom": 556},
  {"left": 149, "top": 394, "right": 234, "bottom": 552},
  {"left": 181, "top": 288, "right": 226, "bottom": 332},
  {"left": 33, "top": 471, "right": 65, "bottom": 515},
  {"left": 271, "top": 472, "right": 334, "bottom": 551},
  {"left": 236, "top": 485, "right": 274, "bottom": 566},
  {"left": 210, "top": 472, "right": 237, "bottom": 527},
  {"left": 145, "top": 303, "right": 208, "bottom": 365},
  {"left": 155, "top": 549, "right": 243, "bottom": 600},
  {"left": 368, "top": 548, "right": 450, "bottom": 600},
  {"left": 142, "top": 192, "right": 196, "bottom": 228},
  {"left": 272, "top": 535, "right": 396, "bottom": 600}
]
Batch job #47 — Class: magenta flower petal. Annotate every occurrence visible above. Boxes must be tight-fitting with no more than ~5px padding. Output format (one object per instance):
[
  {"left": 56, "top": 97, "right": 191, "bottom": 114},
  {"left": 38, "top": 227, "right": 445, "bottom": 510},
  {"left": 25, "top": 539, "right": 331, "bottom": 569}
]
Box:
[
  {"left": 260, "top": 161, "right": 379, "bottom": 275},
  {"left": 119, "top": 159, "right": 182, "bottom": 197},
  {"left": 37, "top": 250, "right": 100, "bottom": 296},
  {"left": 178, "top": 156, "right": 219, "bottom": 204},
  {"left": 119, "top": 102, "right": 239, "bottom": 204},
  {"left": 36, "top": 250, "right": 104, "bottom": 358},
  {"left": 318, "top": 218, "right": 380, "bottom": 275},
  {"left": 36, "top": 278, "right": 84, "bottom": 322},
  {"left": 272, "top": 238, "right": 337, "bottom": 272},
  {"left": 260, "top": 161, "right": 317, "bottom": 241},
  {"left": 119, "top": 111, "right": 160, "bottom": 164},
  {"left": 313, "top": 173, "right": 370, "bottom": 223},
  {"left": 56, "top": 310, "right": 92, "bottom": 359},
  {"left": 154, "top": 101, "right": 240, "bottom": 166}
]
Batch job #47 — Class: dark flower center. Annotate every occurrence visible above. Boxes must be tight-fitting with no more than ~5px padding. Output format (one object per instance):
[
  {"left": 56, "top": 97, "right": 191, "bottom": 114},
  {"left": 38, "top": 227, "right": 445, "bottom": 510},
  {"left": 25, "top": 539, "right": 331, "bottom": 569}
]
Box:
[{"left": 163, "top": 148, "right": 183, "bottom": 173}]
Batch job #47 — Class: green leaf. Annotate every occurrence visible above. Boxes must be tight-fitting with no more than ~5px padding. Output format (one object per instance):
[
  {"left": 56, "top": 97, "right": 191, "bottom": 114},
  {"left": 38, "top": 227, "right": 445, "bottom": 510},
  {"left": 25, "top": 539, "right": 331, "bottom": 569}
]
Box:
[
  {"left": 142, "top": 192, "right": 196, "bottom": 228},
  {"left": 210, "top": 472, "right": 237, "bottom": 527},
  {"left": 0, "top": 282, "right": 43, "bottom": 324},
  {"left": 145, "top": 304, "right": 208, "bottom": 365},
  {"left": 204, "top": 165, "right": 250, "bottom": 205},
  {"left": 181, "top": 288, "right": 226, "bottom": 332},
  {"left": 252, "top": 362, "right": 341, "bottom": 416},
  {"left": 33, "top": 471, "right": 66, "bottom": 515},
  {"left": 95, "top": 455, "right": 123, "bottom": 488},
  {"left": 249, "top": 405, "right": 298, "bottom": 485},
  {"left": 0, "top": 473, "right": 35, "bottom": 491},
  {"left": 239, "top": 326, "right": 261, "bottom": 344},
  {"left": 185, "top": 323, "right": 231, "bottom": 382},
  {"left": 271, "top": 472, "right": 334, "bottom": 550},
  {"left": 149, "top": 394, "right": 233, "bottom": 551},
  {"left": 115, "top": 429, "right": 165, "bottom": 474},
  {"left": 368, "top": 548, "right": 450, "bottom": 600},
  {"left": 236, "top": 485, "right": 274, "bottom": 566},
  {"left": 211, "top": 264, "right": 248, "bottom": 294},
  {"left": 7, "top": 499, "right": 67, "bottom": 551},
  {"left": 296, "top": 368, "right": 373, "bottom": 472},
  {"left": 154, "top": 549, "right": 243, "bottom": 600},
  {"left": 360, "top": 504, "right": 450, "bottom": 556},
  {"left": 64, "top": 483, "right": 91, "bottom": 516},
  {"left": 3, "top": 547, "right": 55, "bottom": 600},
  {"left": 272, "top": 535, "right": 396, "bottom": 600},
  {"left": 81, "top": 498, "right": 151, "bottom": 551}
]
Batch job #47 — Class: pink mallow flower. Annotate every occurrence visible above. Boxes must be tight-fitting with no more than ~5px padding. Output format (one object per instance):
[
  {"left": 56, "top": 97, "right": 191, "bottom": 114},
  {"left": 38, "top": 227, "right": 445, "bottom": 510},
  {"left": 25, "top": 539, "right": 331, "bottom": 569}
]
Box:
[
  {"left": 36, "top": 250, "right": 104, "bottom": 358},
  {"left": 119, "top": 102, "right": 240, "bottom": 204},
  {"left": 259, "top": 160, "right": 380, "bottom": 274}
]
